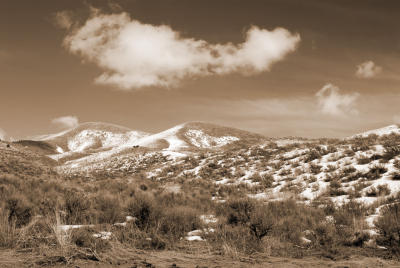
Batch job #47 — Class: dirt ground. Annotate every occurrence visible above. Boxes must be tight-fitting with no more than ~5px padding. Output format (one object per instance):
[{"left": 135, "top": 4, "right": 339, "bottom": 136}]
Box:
[{"left": 1, "top": 245, "right": 400, "bottom": 268}]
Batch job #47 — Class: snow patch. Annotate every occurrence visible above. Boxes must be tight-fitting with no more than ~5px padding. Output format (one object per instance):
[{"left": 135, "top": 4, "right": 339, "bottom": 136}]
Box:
[{"left": 185, "top": 129, "right": 239, "bottom": 148}]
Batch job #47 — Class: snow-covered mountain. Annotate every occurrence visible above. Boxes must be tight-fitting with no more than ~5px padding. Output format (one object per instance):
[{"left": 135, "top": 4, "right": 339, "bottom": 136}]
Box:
[
  {"left": 34, "top": 121, "right": 265, "bottom": 153},
  {"left": 30, "top": 121, "right": 267, "bottom": 173}
]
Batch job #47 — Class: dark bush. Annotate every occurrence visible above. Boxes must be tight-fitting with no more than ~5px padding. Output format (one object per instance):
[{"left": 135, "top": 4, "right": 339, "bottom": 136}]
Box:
[
  {"left": 5, "top": 195, "right": 32, "bottom": 227},
  {"left": 364, "top": 165, "right": 387, "bottom": 181},
  {"left": 375, "top": 203, "right": 400, "bottom": 256},
  {"left": 64, "top": 190, "right": 91, "bottom": 224}
]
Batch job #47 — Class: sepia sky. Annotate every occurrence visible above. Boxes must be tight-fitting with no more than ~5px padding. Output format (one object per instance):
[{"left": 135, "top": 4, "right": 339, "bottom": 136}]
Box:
[{"left": 0, "top": 0, "right": 400, "bottom": 139}]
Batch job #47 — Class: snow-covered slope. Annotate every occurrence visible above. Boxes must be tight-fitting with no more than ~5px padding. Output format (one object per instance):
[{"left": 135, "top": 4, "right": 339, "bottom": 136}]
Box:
[
  {"left": 33, "top": 121, "right": 267, "bottom": 173},
  {"left": 35, "top": 122, "right": 149, "bottom": 153},
  {"left": 350, "top": 124, "right": 400, "bottom": 138}
]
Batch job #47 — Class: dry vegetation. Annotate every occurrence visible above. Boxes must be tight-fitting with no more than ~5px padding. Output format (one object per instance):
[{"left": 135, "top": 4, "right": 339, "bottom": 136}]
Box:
[{"left": 0, "top": 132, "right": 400, "bottom": 266}]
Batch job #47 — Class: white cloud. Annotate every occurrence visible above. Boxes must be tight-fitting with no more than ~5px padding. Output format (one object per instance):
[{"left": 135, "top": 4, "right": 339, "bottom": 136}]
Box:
[
  {"left": 315, "top": 83, "right": 359, "bottom": 116},
  {"left": 61, "top": 11, "right": 300, "bottom": 89},
  {"left": 52, "top": 116, "right": 79, "bottom": 129},
  {"left": 0, "top": 128, "right": 6, "bottom": 140},
  {"left": 54, "top": 10, "right": 75, "bottom": 30},
  {"left": 356, "top": 60, "right": 382, "bottom": 79}
]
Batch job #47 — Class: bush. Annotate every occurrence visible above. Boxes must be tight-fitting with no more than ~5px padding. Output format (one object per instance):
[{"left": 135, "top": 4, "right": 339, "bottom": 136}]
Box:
[
  {"left": 126, "top": 192, "right": 160, "bottom": 230},
  {"left": 394, "top": 159, "right": 400, "bottom": 170},
  {"left": 93, "top": 194, "right": 123, "bottom": 224},
  {"left": 329, "top": 180, "right": 346, "bottom": 196},
  {"left": 64, "top": 191, "right": 91, "bottom": 224},
  {"left": 364, "top": 165, "right": 387, "bottom": 181},
  {"left": 391, "top": 172, "right": 400, "bottom": 181},
  {"left": 366, "top": 185, "right": 391, "bottom": 197},
  {"left": 375, "top": 203, "right": 400, "bottom": 256},
  {"left": 159, "top": 206, "right": 202, "bottom": 239},
  {"left": 70, "top": 228, "right": 110, "bottom": 252},
  {"left": 357, "top": 156, "right": 371, "bottom": 165},
  {"left": 5, "top": 195, "right": 32, "bottom": 227},
  {"left": 0, "top": 208, "right": 17, "bottom": 248}
]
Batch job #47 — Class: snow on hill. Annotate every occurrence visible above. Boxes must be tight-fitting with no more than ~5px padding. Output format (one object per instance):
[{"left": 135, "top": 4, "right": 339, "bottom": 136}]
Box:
[
  {"left": 350, "top": 124, "right": 400, "bottom": 138},
  {"left": 32, "top": 121, "right": 266, "bottom": 174},
  {"left": 35, "top": 122, "right": 149, "bottom": 153}
]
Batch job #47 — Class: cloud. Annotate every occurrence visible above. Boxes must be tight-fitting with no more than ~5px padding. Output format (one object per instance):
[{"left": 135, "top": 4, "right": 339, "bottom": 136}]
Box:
[
  {"left": 61, "top": 10, "right": 300, "bottom": 89},
  {"left": 356, "top": 60, "right": 382, "bottom": 79},
  {"left": 54, "top": 10, "right": 75, "bottom": 30},
  {"left": 52, "top": 116, "right": 79, "bottom": 129},
  {"left": 315, "top": 83, "right": 359, "bottom": 116},
  {"left": 0, "top": 128, "right": 6, "bottom": 140}
]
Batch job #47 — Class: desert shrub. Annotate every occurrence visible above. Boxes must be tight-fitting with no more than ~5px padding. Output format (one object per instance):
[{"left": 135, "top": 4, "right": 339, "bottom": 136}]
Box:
[
  {"left": 5, "top": 195, "right": 33, "bottom": 227},
  {"left": 70, "top": 228, "right": 110, "bottom": 252},
  {"left": 329, "top": 180, "right": 346, "bottom": 196},
  {"left": 325, "top": 164, "right": 337, "bottom": 172},
  {"left": 348, "top": 188, "right": 362, "bottom": 199},
  {"left": 357, "top": 156, "right": 371, "bottom": 165},
  {"left": 92, "top": 194, "right": 123, "bottom": 224},
  {"left": 63, "top": 190, "right": 91, "bottom": 224},
  {"left": 208, "top": 223, "right": 264, "bottom": 254},
  {"left": 304, "top": 150, "right": 321, "bottom": 163},
  {"left": 352, "top": 181, "right": 371, "bottom": 194},
  {"left": 114, "top": 223, "right": 167, "bottom": 250},
  {"left": 364, "top": 165, "right": 387, "bottom": 181},
  {"left": 344, "top": 149, "right": 355, "bottom": 157},
  {"left": 342, "top": 166, "right": 356, "bottom": 174},
  {"left": 279, "top": 169, "right": 291, "bottom": 176},
  {"left": 38, "top": 192, "right": 58, "bottom": 217},
  {"left": 0, "top": 208, "right": 17, "bottom": 248},
  {"left": 159, "top": 206, "right": 202, "bottom": 240},
  {"left": 307, "top": 175, "right": 317, "bottom": 183},
  {"left": 309, "top": 163, "right": 322, "bottom": 174},
  {"left": 375, "top": 203, "right": 400, "bottom": 256},
  {"left": 16, "top": 217, "right": 57, "bottom": 250},
  {"left": 351, "top": 138, "right": 372, "bottom": 152},
  {"left": 370, "top": 154, "right": 383, "bottom": 161},
  {"left": 126, "top": 192, "right": 161, "bottom": 230},
  {"left": 382, "top": 143, "right": 400, "bottom": 161},
  {"left": 394, "top": 159, "right": 400, "bottom": 170},
  {"left": 259, "top": 174, "right": 274, "bottom": 188},
  {"left": 366, "top": 185, "right": 391, "bottom": 197},
  {"left": 392, "top": 173, "right": 400, "bottom": 181},
  {"left": 313, "top": 222, "right": 338, "bottom": 250},
  {"left": 342, "top": 171, "right": 364, "bottom": 183}
]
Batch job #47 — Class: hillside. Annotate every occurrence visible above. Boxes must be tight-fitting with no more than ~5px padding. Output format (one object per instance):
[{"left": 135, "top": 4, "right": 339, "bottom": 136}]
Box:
[
  {"left": 2, "top": 122, "right": 400, "bottom": 266},
  {"left": 350, "top": 124, "right": 400, "bottom": 138},
  {"left": 26, "top": 122, "right": 400, "bottom": 205},
  {"left": 0, "top": 140, "right": 57, "bottom": 178}
]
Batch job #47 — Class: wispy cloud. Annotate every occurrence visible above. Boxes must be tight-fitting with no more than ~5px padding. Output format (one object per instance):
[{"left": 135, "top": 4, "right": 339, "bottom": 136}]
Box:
[
  {"left": 315, "top": 83, "right": 359, "bottom": 116},
  {"left": 54, "top": 10, "right": 75, "bottom": 30},
  {"left": 0, "top": 128, "right": 6, "bottom": 140},
  {"left": 356, "top": 60, "right": 382, "bottom": 79},
  {"left": 59, "top": 9, "right": 300, "bottom": 89},
  {"left": 52, "top": 116, "right": 79, "bottom": 129}
]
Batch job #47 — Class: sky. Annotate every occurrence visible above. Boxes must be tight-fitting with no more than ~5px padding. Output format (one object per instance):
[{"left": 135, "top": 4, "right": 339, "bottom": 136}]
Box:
[{"left": 0, "top": 0, "right": 399, "bottom": 140}]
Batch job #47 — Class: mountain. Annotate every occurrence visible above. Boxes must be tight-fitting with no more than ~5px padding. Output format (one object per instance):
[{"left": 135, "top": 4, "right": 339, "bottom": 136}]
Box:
[
  {"left": 28, "top": 121, "right": 268, "bottom": 176},
  {"left": 133, "top": 122, "right": 267, "bottom": 151},
  {"left": 8, "top": 121, "right": 399, "bottom": 204},
  {"left": 35, "top": 122, "right": 149, "bottom": 153}
]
